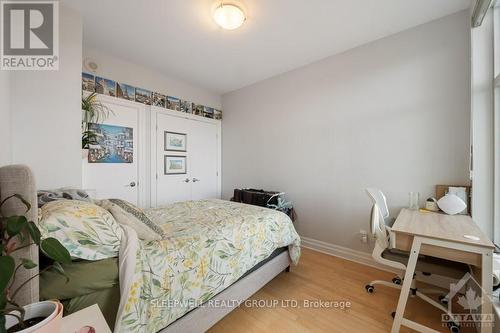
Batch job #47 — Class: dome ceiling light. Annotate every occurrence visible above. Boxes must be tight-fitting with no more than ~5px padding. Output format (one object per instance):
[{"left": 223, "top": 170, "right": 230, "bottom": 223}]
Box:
[{"left": 213, "top": 2, "right": 246, "bottom": 30}]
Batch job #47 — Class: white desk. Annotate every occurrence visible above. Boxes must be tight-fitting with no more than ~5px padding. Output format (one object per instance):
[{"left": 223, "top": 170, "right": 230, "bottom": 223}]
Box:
[{"left": 390, "top": 209, "right": 495, "bottom": 333}]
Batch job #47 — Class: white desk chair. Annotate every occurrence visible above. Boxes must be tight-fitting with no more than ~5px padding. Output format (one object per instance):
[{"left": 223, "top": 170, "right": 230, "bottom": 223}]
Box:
[{"left": 364, "top": 188, "right": 468, "bottom": 333}]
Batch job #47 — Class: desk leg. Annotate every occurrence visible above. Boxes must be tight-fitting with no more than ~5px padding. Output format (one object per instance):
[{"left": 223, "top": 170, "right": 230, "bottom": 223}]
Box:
[
  {"left": 480, "top": 250, "right": 493, "bottom": 333},
  {"left": 391, "top": 237, "right": 422, "bottom": 333}
]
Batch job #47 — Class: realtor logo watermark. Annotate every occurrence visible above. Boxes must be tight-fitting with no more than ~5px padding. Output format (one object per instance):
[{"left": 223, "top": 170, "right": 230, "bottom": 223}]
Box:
[
  {"left": 1, "top": 1, "right": 59, "bottom": 70},
  {"left": 442, "top": 272, "right": 494, "bottom": 329}
]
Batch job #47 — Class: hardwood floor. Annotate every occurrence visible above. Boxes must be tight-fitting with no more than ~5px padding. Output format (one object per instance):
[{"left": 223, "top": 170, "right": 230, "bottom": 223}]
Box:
[{"left": 209, "top": 247, "right": 470, "bottom": 333}]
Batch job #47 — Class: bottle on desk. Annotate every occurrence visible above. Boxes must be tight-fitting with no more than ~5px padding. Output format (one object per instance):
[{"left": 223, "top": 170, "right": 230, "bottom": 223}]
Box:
[{"left": 408, "top": 192, "right": 420, "bottom": 210}]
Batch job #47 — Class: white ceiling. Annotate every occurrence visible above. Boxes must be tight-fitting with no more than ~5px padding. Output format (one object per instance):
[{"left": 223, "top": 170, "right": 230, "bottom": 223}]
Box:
[{"left": 63, "top": 0, "right": 472, "bottom": 95}]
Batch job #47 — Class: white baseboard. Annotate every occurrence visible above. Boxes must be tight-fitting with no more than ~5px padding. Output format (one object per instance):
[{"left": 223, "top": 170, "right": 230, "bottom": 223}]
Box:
[{"left": 300, "top": 236, "right": 399, "bottom": 274}]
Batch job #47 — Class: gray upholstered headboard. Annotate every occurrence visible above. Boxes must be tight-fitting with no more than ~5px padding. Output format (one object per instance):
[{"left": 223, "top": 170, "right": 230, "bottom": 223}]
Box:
[{"left": 0, "top": 165, "right": 39, "bottom": 306}]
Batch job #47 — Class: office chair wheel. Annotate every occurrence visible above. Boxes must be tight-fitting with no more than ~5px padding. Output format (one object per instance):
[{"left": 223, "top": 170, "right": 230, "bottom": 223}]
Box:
[
  {"left": 365, "top": 285, "right": 374, "bottom": 293},
  {"left": 391, "top": 312, "right": 395, "bottom": 319},
  {"left": 392, "top": 277, "right": 402, "bottom": 285},
  {"left": 447, "top": 322, "right": 460, "bottom": 333},
  {"left": 438, "top": 295, "right": 449, "bottom": 305}
]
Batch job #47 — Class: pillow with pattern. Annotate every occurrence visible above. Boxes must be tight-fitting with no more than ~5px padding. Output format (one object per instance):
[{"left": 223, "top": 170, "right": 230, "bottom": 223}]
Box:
[
  {"left": 97, "top": 199, "right": 164, "bottom": 241},
  {"left": 37, "top": 188, "right": 91, "bottom": 208},
  {"left": 39, "top": 200, "right": 122, "bottom": 260}
]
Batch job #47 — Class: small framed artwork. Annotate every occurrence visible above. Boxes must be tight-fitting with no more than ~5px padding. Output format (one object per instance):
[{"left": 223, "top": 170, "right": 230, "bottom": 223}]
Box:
[
  {"left": 164, "top": 131, "right": 187, "bottom": 151},
  {"left": 165, "top": 155, "right": 187, "bottom": 174}
]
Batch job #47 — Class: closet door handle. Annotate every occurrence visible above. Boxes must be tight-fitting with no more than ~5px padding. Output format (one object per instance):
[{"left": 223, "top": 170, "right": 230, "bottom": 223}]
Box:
[
  {"left": 126, "top": 181, "right": 136, "bottom": 187},
  {"left": 192, "top": 178, "right": 200, "bottom": 183},
  {"left": 183, "top": 178, "right": 190, "bottom": 183}
]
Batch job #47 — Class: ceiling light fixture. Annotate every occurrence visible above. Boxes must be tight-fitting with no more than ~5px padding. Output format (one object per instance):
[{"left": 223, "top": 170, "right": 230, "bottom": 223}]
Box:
[{"left": 213, "top": 2, "right": 245, "bottom": 30}]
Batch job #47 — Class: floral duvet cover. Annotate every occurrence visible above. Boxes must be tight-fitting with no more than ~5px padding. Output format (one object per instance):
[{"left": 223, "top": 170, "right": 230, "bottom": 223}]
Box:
[{"left": 115, "top": 199, "right": 301, "bottom": 333}]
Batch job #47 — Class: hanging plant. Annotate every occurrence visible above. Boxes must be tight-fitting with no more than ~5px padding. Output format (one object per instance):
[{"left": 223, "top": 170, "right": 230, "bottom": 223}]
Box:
[{"left": 81, "top": 93, "right": 113, "bottom": 149}]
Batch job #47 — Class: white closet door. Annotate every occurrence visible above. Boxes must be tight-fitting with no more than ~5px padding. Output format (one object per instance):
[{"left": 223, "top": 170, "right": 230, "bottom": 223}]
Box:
[
  {"left": 156, "top": 113, "right": 192, "bottom": 206},
  {"left": 82, "top": 97, "right": 144, "bottom": 205},
  {"left": 190, "top": 119, "right": 218, "bottom": 201}
]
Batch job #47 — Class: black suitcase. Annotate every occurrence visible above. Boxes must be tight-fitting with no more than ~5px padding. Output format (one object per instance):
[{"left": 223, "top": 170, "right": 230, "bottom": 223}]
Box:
[{"left": 232, "top": 188, "right": 280, "bottom": 207}]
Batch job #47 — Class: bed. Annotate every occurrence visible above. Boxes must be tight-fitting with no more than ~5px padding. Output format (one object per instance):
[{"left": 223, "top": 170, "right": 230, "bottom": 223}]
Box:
[{"left": 0, "top": 165, "right": 301, "bottom": 333}]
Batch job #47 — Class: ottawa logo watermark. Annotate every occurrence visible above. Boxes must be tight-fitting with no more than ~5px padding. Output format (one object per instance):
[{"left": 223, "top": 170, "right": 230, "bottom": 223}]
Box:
[
  {"left": 1, "top": 1, "right": 59, "bottom": 70},
  {"left": 442, "top": 272, "right": 494, "bottom": 329}
]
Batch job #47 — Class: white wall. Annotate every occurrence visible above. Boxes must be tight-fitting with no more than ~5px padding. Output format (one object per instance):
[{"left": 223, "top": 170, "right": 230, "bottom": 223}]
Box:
[
  {"left": 10, "top": 6, "right": 83, "bottom": 189},
  {"left": 0, "top": 71, "right": 11, "bottom": 166},
  {"left": 471, "top": 9, "right": 495, "bottom": 239},
  {"left": 83, "top": 48, "right": 221, "bottom": 109},
  {"left": 222, "top": 11, "right": 471, "bottom": 252}
]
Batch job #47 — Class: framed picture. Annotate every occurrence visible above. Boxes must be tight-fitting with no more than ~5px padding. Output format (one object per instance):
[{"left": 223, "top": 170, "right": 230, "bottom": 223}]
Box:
[
  {"left": 88, "top": 123, "right": 133, "bottom": 163},
  {"left": 164, "top": 131, "right": 187, "bottom": 151},
  {"left": 164, "top": 155, "right": 187, "bottom": 174}
]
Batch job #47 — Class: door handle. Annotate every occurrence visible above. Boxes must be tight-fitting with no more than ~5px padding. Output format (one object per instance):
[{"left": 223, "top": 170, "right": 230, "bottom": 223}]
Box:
[
  {"left": 183, "top": 178, "right": 190, "bottom": 183},
  {"left": 192, "top": 178, "right": 200, "bottom": 183},
  {"left": 126, "top": 181, "right": 136, "bottom": 187}
]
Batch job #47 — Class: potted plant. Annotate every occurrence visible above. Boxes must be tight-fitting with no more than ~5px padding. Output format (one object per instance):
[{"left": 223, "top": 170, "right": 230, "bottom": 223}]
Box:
[
  {"left": 1, "top": 194, "right": 71, "bottom": 333},
  {"left": 82, "top": 93, "right": 112, "bottom": 159}
]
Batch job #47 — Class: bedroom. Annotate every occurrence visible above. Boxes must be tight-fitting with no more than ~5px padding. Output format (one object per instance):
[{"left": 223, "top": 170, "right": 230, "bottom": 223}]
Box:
[{"left": 0, "top": 0, "right": 498, "bottom": 332}]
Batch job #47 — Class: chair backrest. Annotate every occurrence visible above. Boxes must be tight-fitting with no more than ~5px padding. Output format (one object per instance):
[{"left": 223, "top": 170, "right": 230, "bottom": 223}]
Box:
[
  {"left": 369, "top": 203, "right": 389, "bottom": 248},
  {"left": 365, "top": 188, "right": 390, "bottom": 220},
  {"left": 365, "top": 188, "right": 392, "bottom": 249}
]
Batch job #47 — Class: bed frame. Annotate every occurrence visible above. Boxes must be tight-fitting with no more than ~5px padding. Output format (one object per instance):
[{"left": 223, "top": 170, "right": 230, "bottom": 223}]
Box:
[{"left": 0, "top": 165, "right": 292, "bottom": 333}]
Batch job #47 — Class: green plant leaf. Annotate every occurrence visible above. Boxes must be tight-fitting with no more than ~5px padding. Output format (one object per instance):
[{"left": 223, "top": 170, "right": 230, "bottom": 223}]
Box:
[
  {"left": 6, "top": 216, "right": 28, "bottom": 237},
  {"left": 27, "top": 222, "right": 41, "bottom": 245},
  {"left": 21, "top": 258, "right": 37, "bottom": 269},
  {"left": 40, "top": 238, "right": 71, "bottom": 264},
  {"left": 77, "top": 239, "right": 97, "bottom": 246},
  {"left": 51, "top": 262, "right": 69, "bottom": 283},
  {"left": 0, "top": 256, "right": 15, "bottom": 294},
  {"left": 0, "top": 292, "right": 6, "bottom": 333}
]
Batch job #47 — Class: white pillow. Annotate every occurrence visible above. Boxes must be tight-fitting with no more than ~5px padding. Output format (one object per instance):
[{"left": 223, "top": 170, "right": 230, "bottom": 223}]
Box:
[
  {"left": 437, "top": 194, "right": 467, "bottom": 215},
  {"left": 97, "top": 199, "right": 164, "bottom": 241}
]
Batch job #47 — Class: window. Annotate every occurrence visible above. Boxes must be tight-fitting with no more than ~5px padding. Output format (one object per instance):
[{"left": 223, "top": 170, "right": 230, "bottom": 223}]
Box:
[{"left": 494, "top": 2, "right": 500, "bottom": 245}]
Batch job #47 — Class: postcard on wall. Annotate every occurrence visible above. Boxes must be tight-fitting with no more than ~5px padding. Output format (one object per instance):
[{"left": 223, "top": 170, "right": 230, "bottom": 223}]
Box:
[
  {"left": 194, "top": 104, "right": 204, "bottom": 116},
  {"left": 165, "top": 155, "right": 187, "bottom": 174},
  {"left": 82, "top": 72, "right": 95, "bottom": 92},
  {"left": 61, "top": 304, "right": 111, "bottom": 333},
  {"left": 88, "top": 123, "right": 133, "bottom": 163},
  {"left": 203, "top": 106, "right": 214, "bottom": 118},
  {"left": 117, "top": 83, "right": 136, "bottom": 101},
  {"left": 153, "top": 92, "right": 167, "bottom": 108},
  {"left": 135, "top": 88, "right": 152, "bottom": 105},
  {"left": 95, "top": 77, "right": 116, "bottom": 97},
  {"left": 165, "top": 131, "right": 187, "bottom": 151},
  {"left": 167, "top": 96, "right": 181, "bottom": 111},
  {"left": 180, "top": 100, "right": 192, "bottom": 113},
  {"left": 214, "top": 109, "right": 222, "bottom": 120}
]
